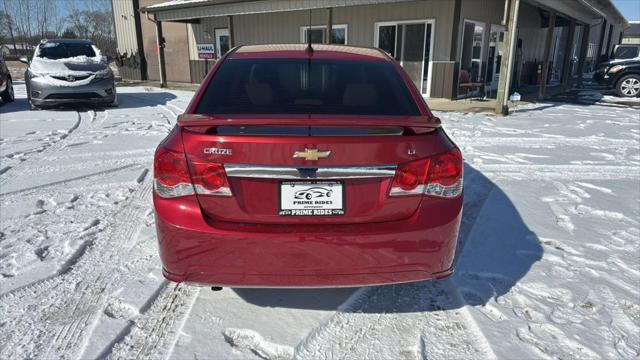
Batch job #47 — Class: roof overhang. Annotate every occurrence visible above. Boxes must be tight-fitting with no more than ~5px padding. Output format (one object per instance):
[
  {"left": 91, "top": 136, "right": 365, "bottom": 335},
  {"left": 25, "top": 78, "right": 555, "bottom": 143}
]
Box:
[
  {"left": 142, "top": 0, "right": 416, "bottom": 22},
  {"left": 525, "top": 0, "right": 628, "bottom": 26}
]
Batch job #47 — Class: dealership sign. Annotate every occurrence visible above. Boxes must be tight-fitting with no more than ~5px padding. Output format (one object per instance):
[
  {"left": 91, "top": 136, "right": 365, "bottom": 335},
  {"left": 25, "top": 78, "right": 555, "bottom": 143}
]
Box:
[{"left": 197, "top": 44, "right": 215, "bottom": 59}]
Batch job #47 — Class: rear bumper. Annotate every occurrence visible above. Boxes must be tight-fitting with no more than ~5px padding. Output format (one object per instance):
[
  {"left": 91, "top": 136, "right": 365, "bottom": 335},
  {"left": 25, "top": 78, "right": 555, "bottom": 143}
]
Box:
[{"left": 154, "top": 194, "right": 462, "bottom": 287}]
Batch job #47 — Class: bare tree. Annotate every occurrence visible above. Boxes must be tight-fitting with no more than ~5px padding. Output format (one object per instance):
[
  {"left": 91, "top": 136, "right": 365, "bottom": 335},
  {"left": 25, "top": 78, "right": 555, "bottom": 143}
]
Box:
[
  {"left": 68, "top": 8, "right": 116, "bottom": 55},
  {"left": 0, "top": 10, "right": 18, "bottom": 54},
  {"left": 2, "top": 0, "right": 115, "bottom": 54}
]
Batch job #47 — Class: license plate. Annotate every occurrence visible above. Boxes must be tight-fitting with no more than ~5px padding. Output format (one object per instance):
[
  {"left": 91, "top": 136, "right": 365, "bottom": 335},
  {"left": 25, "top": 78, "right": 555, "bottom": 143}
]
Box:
[{"left": 279, "top": 181, "right": 344, "bottom": 216}]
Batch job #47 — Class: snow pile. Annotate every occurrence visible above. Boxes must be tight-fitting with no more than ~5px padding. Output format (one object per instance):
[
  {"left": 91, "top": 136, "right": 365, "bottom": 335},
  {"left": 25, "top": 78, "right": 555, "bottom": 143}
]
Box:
[{"left": 223, "top": 328, "right": 294, "bottom": 360}]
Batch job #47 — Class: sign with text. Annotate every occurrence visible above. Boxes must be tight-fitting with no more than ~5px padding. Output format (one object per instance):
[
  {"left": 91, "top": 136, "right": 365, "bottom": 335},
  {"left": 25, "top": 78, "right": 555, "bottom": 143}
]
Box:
[{"left": 197, "top": 43, "right": 215, "bottom": 59}]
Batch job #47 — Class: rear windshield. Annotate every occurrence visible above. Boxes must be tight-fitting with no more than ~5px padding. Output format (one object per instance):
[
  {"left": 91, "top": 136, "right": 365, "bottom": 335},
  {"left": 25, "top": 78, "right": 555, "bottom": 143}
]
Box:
[
  {"left": 37, "top": 43, "right": 96, "bottom": 60},
  {"left": 613, "top": 46, "right": 639, "bottom": 60},
  {"left": 195, "top": 59, "right": 420, "bottom": 116}
]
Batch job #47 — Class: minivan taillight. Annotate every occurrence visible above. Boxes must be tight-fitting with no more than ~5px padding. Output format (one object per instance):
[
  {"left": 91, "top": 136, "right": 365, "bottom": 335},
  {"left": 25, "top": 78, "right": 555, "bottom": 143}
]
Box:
[
  {"left": 390, "top": 148, "right": 463, "bottom": 198},
  {"left": 154, "top": 147, "right": 195, "bottom": 198},
  {"left": 188, "top": 160, "right": 232, "bottom": 196}
]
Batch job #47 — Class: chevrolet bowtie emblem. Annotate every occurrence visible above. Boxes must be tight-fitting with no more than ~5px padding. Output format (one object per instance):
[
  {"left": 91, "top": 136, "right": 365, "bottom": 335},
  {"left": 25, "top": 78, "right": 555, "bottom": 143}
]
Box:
[{"left": 293, "top": 148, "right": 331, "bottom": 161}]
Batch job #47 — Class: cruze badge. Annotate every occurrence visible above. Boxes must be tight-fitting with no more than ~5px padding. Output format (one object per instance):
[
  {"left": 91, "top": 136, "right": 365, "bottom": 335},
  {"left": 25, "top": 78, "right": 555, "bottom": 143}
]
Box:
[
  {"left": 204, "top": 147, "right": 232, "bottom": 155},
  {"left": 293, "top": 148, "right": 331, "bottom": 161}
]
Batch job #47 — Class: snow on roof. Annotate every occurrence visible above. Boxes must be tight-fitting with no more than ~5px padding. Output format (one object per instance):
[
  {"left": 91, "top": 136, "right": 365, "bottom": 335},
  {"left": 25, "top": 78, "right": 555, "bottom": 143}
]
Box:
[{"left": 145, "top": 0, "right": 211, "bottom": 10}]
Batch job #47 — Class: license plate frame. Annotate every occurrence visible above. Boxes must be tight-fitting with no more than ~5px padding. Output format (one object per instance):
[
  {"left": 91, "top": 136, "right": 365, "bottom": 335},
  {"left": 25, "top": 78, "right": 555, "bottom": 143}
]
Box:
[{"left": 279, "top": 180, "right": 345, "bottom": 216}]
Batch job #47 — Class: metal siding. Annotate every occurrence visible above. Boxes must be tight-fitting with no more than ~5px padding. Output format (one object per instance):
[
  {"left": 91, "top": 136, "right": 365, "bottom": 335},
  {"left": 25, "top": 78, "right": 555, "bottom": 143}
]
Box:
[
  {"left": 113, "top": 0, "right": 139, "bottom": 54},
  {"left": 460, "top": 0, "right": 504, "bottom": 27},
  {"left": 154, "top": 0, "right": 417, "bottom": 21},
  {"left": 139, "top": 0, "right": 192, "bottom": 82},
  {"left": 181, "top": 0, "right": 456, "bottom": 93}
]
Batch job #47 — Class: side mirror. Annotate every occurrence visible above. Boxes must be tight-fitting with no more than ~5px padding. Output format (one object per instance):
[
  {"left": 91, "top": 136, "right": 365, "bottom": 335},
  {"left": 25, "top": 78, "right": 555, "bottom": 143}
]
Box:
[{"left": 19, "top": 56, "right": 29, "bottom": 64}]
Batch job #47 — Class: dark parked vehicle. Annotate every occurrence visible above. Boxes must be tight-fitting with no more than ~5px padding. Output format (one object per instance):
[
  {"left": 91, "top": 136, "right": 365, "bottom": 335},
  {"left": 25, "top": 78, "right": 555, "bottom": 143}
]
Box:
[
  {"left": 20, "top": 39, "right": 116, "bottom": 109},
  {"left": 594, "top": 45, "right": 640, "bottom": 98},
  {"left": 0, "top": 55, "right": 15, "bottom": 104}
]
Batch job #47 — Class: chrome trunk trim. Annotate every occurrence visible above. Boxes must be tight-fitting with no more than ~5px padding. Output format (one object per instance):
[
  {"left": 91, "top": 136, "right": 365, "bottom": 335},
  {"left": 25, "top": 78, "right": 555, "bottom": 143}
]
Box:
[{"left": 224, "top": 164, "right": 397, "bottom": 179}]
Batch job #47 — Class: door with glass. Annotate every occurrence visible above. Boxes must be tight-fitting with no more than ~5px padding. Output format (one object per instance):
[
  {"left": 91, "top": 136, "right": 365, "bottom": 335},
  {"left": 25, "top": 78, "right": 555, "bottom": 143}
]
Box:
[
  {"left": 375, "top": 21, "right": 433, "bottom": 96},
  {"left": 487, "top": 24, "right": 505, "bottom": 92},
  {"left": 215, "top": 28, "right": 230, "bottom": 59}
]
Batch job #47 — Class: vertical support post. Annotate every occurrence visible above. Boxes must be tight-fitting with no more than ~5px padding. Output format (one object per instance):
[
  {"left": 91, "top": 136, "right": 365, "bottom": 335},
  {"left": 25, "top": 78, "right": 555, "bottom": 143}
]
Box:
[
  {"left": 495, "top": 0, "right": 520, "bottom": 115},
  {"left": 449, "top": 0, "right": 462, "bottom": 99},
  {"left": 326, "top": 7, "right": 333, "bottom": 44},
  {"left": 538, "top": 11, "right": 556, "bottom": 101},
  {"left": 228, "top": 15, "right": 235, "bottom": 48},
  {"left": 560, "top": 19, "right": 576, "bottom": 90},
  {"left": 577, "top": 24, "right": 590, "bottom": 87},
  {"left": 596, "top": 19, "right": 607, "bottom": 62},
  {"left": 605, "top": 23, "right": 613, "bottom": 58},
  {"left": 155, "top": 19, "right": 167, "bottom": 88},
  {"left": 132, "top": 0, "right": 147, "bottom": 80}
]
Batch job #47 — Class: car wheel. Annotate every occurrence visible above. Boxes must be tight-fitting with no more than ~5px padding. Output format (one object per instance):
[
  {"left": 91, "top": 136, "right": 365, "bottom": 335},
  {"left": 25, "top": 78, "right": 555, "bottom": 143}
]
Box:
[
  {"left": 109, "top": 94, "right": 119, "bottom": 107},
  {"left": 616, "top": 75, "right": 640, "bottom": 98},
  {"left": 0, "top": 78, "right": 14, "bottom": 103},
  {"left": 305, "top": 193, "right": 312, "bottom": 200},
  {"left": 326, "top": 191, "right": 332, "bottom": 198}
]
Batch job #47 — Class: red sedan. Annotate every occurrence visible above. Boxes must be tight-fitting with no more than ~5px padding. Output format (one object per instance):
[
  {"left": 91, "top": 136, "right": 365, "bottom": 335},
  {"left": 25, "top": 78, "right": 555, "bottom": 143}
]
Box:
[{"left": 153, "top": 44, "right": 463, "bottom": 287}]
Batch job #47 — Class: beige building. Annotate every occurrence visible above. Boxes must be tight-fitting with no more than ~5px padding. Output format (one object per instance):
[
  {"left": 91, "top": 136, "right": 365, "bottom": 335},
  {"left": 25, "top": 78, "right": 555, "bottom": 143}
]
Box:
[{"left": 111, "top": 0, "right": 628, "bottom": 113}]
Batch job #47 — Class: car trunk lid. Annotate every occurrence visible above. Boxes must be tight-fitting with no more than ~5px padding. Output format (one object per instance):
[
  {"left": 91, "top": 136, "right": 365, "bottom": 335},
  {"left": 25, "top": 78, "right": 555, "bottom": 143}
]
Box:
[{"left": 179, "top": 114, "right": 450, "bottom": 225}]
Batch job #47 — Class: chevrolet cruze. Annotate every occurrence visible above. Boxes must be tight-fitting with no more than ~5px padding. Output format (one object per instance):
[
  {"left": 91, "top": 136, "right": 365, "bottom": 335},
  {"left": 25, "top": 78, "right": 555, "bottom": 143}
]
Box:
[{"left": 153, "top": 44, "right": 463, "bottom": 287}]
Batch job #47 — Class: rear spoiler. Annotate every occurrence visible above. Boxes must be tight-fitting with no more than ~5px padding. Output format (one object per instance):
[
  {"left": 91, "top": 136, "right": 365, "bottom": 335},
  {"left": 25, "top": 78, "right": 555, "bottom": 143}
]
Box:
[{"left": 177, "top": 114, "right": 441, "bottom": 134}]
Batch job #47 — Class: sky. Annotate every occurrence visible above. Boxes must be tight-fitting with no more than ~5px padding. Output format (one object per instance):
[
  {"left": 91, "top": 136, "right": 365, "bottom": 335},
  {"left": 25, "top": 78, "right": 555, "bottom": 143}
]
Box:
[{"left": 612, "top": 0, "right": 640, "bottom": 21}]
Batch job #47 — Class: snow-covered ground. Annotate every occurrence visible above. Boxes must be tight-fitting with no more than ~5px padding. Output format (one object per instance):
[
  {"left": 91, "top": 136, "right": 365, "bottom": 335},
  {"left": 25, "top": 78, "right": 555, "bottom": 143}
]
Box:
[{"left": 0, "top": 83, "right": 638, "bottom": 359}]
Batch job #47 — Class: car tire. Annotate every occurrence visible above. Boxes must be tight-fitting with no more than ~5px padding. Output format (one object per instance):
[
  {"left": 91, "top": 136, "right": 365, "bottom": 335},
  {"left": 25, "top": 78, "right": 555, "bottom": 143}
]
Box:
[
  {"left": 109, "top": 94, "right": 119, "bottom": 107},
  {"left": 616, "top": 74, "right": 640, "bottom": 98},
  {"left": 326, "top": 191, "right": 332, "bottom": 198},
  {"left": 0, "top": 78, "right": 14, "bottom": 103}
]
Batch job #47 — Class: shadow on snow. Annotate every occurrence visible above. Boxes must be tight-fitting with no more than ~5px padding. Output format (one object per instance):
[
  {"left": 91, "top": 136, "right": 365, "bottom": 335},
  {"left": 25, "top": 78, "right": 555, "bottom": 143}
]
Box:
[
  {"left": 0, "top": 88, "right": 178, "bottom": 113},
  {"left": 234, "top": 163, "right": 543, "bottom": 312}
]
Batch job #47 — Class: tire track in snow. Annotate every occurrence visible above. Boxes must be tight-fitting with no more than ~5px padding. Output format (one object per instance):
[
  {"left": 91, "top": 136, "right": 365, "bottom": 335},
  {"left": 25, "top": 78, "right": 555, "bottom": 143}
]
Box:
[
  {"left": 452, "top": 136, "right": 637, "bottom": 149},
  {"left": 109, "top": 283, "right": 200, "bottom": 359},
  {"left": 292, "top": 280, "right": 495, "bottom": 360},
  {"left": 475, "top": 164, "right": 639, "bottom": 180},
  {"left": 223, "top": 281, "right": 495, "bottom": 360},
  {"left": 0, "top": 179, "right": 153, "bottom": 359},
  {"left": 0, "top": 109, "right": 104, "bottom": 186},
  {"left": 0, "top": 163, "right": 140, "bottom": 196}
]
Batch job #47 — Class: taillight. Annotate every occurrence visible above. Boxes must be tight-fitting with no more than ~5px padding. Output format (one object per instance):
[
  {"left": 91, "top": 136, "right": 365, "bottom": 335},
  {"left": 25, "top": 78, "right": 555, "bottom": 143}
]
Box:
[
  {"left": 389, "top": 148, "right": 463, "bottom": 198},
  {"left": 154, "top": 147, "right": 195, "bottom": 198},
  {"left": 188, "top": 160, "right": 232, "bottom": 196},
  {"left": 390, "top": 158, "right": 430, "bottom": 196},
  {"left": 425, "top": 148, "right": 463, "bottom": 198}
]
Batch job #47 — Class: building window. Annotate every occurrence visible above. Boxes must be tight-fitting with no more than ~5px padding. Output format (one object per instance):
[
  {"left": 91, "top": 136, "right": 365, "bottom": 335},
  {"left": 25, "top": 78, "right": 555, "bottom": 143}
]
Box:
[
  {"left": 374, "top": 20, "right": 434, "bottom": 96},
  {"left": 300, "top": 25, "right": 348, "bottom": 44}
]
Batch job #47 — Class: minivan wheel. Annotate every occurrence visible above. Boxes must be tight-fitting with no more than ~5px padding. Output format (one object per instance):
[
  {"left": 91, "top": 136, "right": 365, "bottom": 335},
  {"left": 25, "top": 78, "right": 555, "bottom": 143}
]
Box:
[
  {"left": 616, "top": 74, "right": 640, "bottom": 98},
  {"left": 0, "top": 78, "right": 14, "bottom": 103}
]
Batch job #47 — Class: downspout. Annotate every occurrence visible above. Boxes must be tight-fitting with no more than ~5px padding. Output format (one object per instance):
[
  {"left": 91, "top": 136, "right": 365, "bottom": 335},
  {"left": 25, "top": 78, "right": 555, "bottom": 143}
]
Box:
[{"left": 146, "top": 12, "right": 167, "bottom": 88}]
